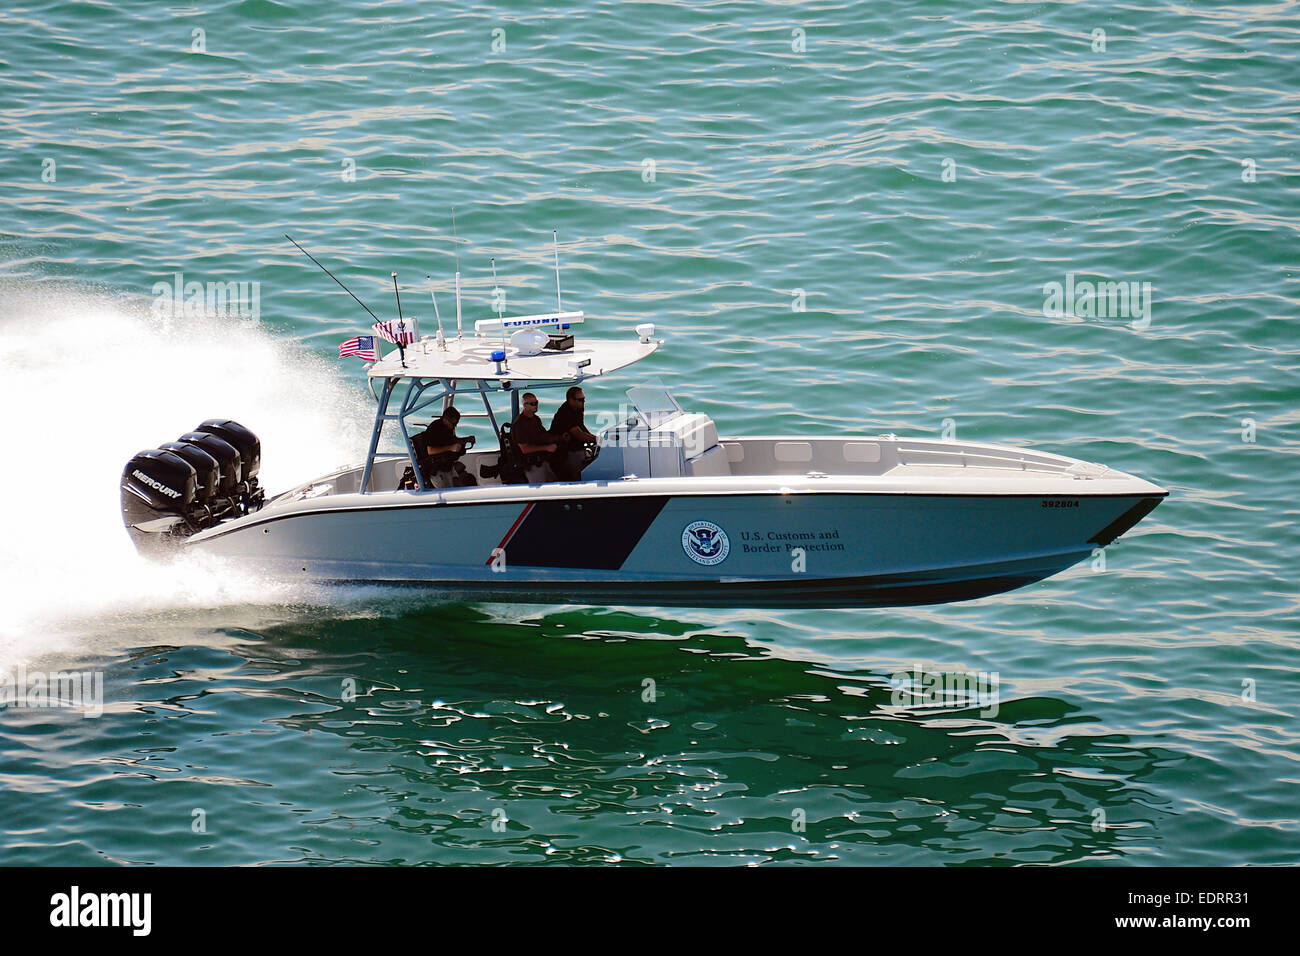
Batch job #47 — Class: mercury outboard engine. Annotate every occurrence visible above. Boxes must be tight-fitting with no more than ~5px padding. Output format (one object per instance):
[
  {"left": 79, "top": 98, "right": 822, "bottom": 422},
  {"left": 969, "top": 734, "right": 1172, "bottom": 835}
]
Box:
[
  {"left": 120, "top": 419, "right": 265, "bottom": 552},
  {"left": 195, "top": 419, "right": 264, "bottom": 512},
  {"left": 120, "top": 449, "right": 200, "bottom": 550},
  {"left": 158, "top": 440, "right": 228, "bottom": 524},
  {"left": 178, "top": 430, "right": 242, "bottom": 512}
]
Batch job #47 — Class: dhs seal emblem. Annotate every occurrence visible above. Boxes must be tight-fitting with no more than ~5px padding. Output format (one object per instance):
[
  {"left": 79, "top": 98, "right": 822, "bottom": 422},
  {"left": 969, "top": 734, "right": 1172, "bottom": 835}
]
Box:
[{"left": 682, "top": 520, "right": 730, "bottom": 566}]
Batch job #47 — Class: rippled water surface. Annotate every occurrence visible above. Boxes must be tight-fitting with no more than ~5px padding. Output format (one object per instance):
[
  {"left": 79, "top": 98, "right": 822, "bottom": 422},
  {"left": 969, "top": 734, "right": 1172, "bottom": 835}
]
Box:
[{"left": 0, "top": 1, "right": 1297, "bottom": 865}]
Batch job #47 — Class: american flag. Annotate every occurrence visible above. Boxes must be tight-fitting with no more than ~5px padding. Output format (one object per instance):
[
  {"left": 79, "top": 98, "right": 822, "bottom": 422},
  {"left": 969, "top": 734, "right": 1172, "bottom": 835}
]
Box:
[
  {"left": 338, "top": 334, "right": 379, "bottom": 361},
  {"left": 372, "top": 319, "right": 417, "bottom": 346}
]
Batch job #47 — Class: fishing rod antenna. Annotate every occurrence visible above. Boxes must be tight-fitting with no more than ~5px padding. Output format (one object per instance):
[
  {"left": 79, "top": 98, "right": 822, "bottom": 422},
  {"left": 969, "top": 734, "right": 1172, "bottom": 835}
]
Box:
[{"left": 284, "top": 233, "right": 381, "bottom": 323}]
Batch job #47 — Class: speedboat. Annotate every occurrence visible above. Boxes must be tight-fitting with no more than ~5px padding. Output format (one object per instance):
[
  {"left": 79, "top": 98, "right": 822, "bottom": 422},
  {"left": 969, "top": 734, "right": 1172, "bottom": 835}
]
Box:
[{"left": 120, "top": 291, "right": 1167, "bottom": 609}]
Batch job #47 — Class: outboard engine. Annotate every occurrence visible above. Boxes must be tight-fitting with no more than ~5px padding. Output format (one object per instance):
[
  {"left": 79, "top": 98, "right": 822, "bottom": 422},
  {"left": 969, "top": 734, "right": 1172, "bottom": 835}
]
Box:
[
  {"left": 179, "top": 431, "right": 242, "bottom": 512},
  {"left": 120, "top": 450, "right": 199, "bottom": 550},
  {"left": 120, "top": 420, "right": 266, "bottom": 552},
  {"left": 195, "top": 419, "right": 264, "bottom": 511},
  {"left": 158, "top": 440, "right": 228, "bottom": 524}
]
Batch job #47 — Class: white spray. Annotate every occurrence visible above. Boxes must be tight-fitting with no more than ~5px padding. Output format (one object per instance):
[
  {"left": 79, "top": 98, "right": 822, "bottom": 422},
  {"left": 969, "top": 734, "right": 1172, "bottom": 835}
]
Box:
[{"left": 0, "top": 280, "right": 382, "bottom": 671}]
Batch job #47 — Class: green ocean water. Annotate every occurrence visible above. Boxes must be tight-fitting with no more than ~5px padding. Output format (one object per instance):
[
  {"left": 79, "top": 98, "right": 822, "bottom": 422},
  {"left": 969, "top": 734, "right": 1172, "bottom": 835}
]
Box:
[{"left": 0, "top": 0, "right": 1297, "bottom": 865}]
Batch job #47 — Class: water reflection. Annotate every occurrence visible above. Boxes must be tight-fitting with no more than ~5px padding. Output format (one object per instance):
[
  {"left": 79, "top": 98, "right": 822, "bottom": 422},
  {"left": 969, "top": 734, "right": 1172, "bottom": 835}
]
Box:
[{"left": 86, "top": 601, "right": 1175, "bottom": 865}]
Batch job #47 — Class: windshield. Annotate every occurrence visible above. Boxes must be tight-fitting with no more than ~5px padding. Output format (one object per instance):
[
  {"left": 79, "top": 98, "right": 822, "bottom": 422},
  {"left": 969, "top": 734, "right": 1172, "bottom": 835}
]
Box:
[{"left": 626, "top": 382, "right": 682, "bottom": 428}]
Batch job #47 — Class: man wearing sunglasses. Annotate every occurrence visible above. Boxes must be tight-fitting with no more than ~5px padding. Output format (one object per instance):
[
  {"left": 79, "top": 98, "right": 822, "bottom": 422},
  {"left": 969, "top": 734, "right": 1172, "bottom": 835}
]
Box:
[
  {"left": 510, "top": 392, "right": 559, "bottom": 482},
  {"left": 549, "top": 386, "right": 600, "bottom": 482}
]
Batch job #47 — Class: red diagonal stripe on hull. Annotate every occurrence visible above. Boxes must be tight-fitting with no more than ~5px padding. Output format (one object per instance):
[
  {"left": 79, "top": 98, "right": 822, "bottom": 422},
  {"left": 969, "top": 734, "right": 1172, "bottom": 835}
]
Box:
[{"left": 487, "top": 502, "right": 535, "bottom": 564}]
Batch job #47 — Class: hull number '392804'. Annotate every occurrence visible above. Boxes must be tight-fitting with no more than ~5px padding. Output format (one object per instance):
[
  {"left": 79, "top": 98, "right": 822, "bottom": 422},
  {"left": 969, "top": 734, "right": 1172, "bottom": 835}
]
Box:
[{"left": 682, "top": 520, "right": 730, "bottom": 565}]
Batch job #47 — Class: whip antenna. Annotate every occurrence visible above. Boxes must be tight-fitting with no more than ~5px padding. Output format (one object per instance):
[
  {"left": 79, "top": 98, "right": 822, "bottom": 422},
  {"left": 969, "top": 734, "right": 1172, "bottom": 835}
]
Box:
[
  {"left": 451, "top": 207, "right": 460, "bottom": 272},
  {"left": 390, "top": 272, "right": 408, "bottom": 368},
  {"left": 284, "top": 234, "right": 380, "bottom": 323},
  {"left": 455, "top": 270, "right": 463, "bottom": 341},
  {"left": 452, "top": 208, "right": 464, "bottom": 341},
  {"left": 553, "top": 229, "right": 562, "bottom": 313},
  {"left": 492, "top": 257, "right": 503, "bottom": 318},
  {"left": 491, "top": 257, "right": 508, "bottom": 350},
  {"left": 428, "top": 274, "right": 446, "bottom": 349}
]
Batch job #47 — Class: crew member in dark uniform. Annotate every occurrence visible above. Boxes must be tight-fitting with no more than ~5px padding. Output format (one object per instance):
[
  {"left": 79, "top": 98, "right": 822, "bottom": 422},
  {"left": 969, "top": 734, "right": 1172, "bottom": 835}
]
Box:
[
  {"left": 412, "top": 405, "right": 476, "bottom": 487},
  {"left": 510, "top": 392, "right": 558, "bottom": 482},
  {"left": 549, "top": 385, "right": 599, "bottom": 482}
]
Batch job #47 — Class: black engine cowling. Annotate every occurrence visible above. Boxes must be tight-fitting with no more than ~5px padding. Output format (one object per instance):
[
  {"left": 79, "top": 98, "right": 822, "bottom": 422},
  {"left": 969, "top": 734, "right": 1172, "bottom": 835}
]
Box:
[
  {"left": 121, "top": 420, "right": 265, "bottom": 552},
  {"left": 121, "top": 450, "right": 199, "bottom": 549},
  {"left": 158, "top": 441, "right": 220, "bottom": 503},
  {"left": 192, "top": 420, "right": 264, "bottom": 511},
  {"left": 179, "top": 431, "right": 241, "bottom": 498},
  {"left": 196, "top": 419, "right": 260, "bottom": 483},
  {"left": 158, "top": 440, "right": 231, "bottom": 524}
]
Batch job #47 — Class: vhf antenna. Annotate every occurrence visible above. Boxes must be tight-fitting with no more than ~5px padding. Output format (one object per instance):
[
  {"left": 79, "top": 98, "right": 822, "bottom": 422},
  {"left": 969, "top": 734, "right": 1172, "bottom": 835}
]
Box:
[
  {"left": 452, "top": 207, "right": 463, "bottom": 341},
  {"left": 491, "top": 257, "right": 503, "bottom": 318},
  {"left": 390, "top": 272, "right": 408, "bottom": 368},
  {"left": 491, "top": 256, "right": 508, "bottom": 351},
  {"left": 427, "top": 275, "right": 446, "bottom": 350},
  {"left": 285, "top": 234, "right": 381, "bottom": 323},
  {"left": 553, "top": 230, "right": 562, "bottom": 313}
]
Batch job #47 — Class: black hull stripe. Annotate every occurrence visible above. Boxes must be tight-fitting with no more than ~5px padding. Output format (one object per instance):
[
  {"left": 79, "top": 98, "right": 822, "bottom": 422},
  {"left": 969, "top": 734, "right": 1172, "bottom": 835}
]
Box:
[
  {"left": 314, "top": 570, "right": 1058, "bottom": 610},
  {"left": 501, "top": 496, "right": 669, "bottom": 570},
  {"left": 1088, "top": 496, "right": 1163, "bottom": 546}
]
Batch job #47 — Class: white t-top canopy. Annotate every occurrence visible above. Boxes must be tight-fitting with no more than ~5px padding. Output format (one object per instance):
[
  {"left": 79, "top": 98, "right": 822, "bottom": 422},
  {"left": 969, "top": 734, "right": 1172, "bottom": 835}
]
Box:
[{"left": 367, "top": 333, "right": 661, "bottom": 382}]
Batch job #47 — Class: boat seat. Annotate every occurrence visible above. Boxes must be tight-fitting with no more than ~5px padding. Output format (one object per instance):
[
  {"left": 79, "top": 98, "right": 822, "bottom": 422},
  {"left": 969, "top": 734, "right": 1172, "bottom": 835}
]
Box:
[
  {"left": 492, "top": 423, "right": 529, "bottom": 484},
  {"left": 685, "top": 443, "right": 730, "bottom": 477},
  {"left": 427, "top": 460, "right": 477, "bottom": 488},
  {"left": 494, "top": 422, "right": 556, "bottom": 484}
]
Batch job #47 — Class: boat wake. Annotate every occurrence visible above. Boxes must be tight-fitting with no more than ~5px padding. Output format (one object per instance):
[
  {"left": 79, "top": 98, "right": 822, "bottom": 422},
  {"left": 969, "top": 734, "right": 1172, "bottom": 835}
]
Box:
[{"left": 0, "top": 279, "right": 382, "bottom": 671}]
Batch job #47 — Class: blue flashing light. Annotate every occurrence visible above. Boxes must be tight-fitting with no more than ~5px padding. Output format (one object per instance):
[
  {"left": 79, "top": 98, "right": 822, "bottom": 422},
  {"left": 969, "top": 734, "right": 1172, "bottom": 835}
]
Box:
[{"left": 490, "top": 349, "right": 506, "bottom": 362}]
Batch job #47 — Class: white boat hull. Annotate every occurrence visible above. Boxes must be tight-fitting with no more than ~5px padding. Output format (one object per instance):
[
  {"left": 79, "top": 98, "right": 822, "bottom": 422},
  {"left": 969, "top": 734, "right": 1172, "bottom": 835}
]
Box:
[
  {"left": 120, "top": 312, "right": 1167, "bottom": 608},
  {"left": 183, "top": 461, "right": 1166, "bottom": 608}
]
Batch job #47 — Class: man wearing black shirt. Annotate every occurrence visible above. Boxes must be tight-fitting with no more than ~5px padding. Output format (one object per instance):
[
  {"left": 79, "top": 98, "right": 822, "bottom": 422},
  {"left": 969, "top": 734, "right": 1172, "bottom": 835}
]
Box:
[
  {"left": 510, "top": 392, "right": 558, "bottom": 482},
  {"left": 411, "top": 406, "right": 476, "bottom": 487},
  {"left": 549, "top": 386, "right": 599, "bottom": 482}
]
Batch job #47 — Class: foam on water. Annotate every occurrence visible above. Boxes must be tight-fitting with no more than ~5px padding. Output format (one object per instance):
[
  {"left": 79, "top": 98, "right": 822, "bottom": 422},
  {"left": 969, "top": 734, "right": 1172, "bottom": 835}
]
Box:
[{"left": 0, "top": 280, "right": 379, "bottom": 670}]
